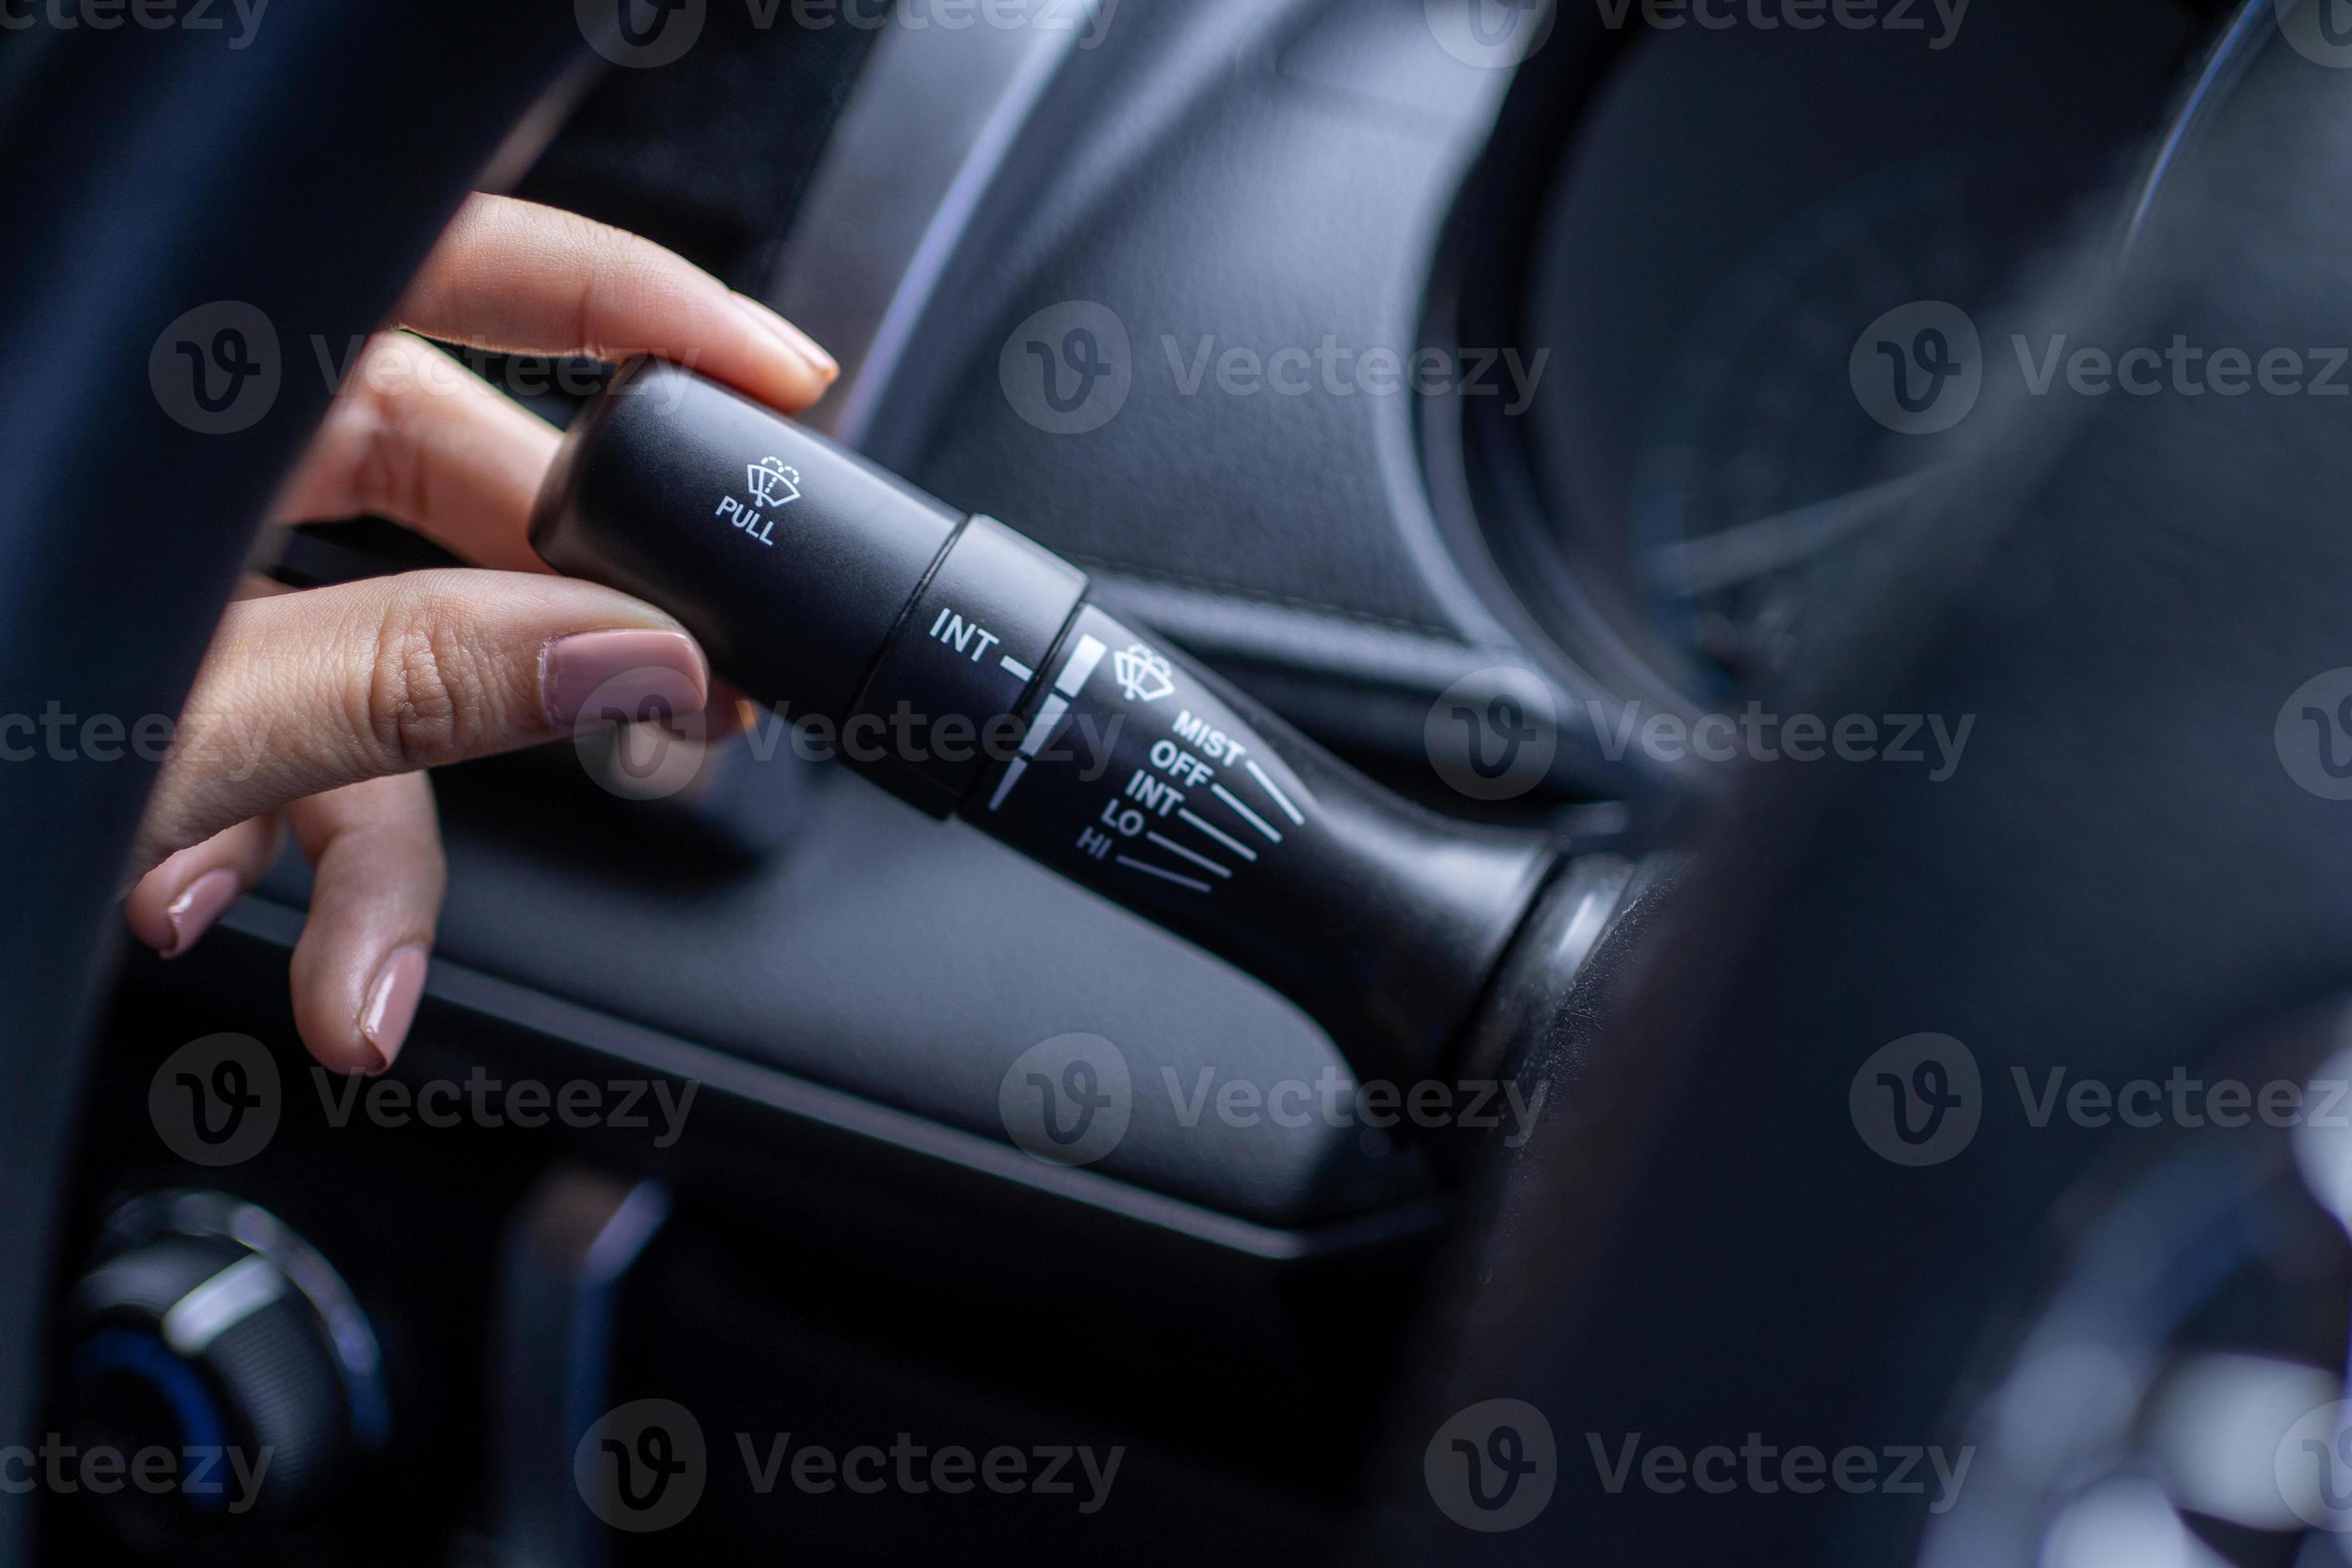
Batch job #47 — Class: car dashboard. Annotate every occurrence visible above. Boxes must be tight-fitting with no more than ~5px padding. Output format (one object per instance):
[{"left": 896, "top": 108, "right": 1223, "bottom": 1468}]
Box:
[{"left": 46, "top": 1, "right": 2230, "bottom": 1561}]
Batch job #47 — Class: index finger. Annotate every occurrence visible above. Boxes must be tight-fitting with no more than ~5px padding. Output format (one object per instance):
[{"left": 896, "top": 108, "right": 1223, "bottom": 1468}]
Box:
[{"left": 393, "top": 193, "right": 837, "bottom": 414}]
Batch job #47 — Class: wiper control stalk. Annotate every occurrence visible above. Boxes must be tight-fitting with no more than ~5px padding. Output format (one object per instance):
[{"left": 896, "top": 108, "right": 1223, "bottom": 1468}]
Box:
[{"left": 531, "top": 358, "right": 1558, "bottom": 1086}]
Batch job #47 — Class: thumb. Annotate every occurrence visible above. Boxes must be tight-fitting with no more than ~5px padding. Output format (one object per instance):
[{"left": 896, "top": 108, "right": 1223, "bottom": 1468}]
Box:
[{"left": 132, "top": 569, "right": 708, "bottom": 873}]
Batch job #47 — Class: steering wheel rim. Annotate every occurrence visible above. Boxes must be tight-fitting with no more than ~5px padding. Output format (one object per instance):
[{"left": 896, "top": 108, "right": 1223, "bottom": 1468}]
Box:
[
  {"left": 0, "top": 10, "right": 590, "bottom": 1561},
  {"left": 1385, "top": 10, "right": 2352, "bottom": 1563}
]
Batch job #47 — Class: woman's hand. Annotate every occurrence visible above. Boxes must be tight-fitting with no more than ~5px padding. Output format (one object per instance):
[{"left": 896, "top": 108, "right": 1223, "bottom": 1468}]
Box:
[{"left": 121, "top": 194, "right": 837, "bottom": 1077}]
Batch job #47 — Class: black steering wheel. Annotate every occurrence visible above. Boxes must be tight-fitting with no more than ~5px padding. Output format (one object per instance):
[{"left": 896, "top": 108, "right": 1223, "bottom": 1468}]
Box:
[
  {"left": 0, "top": 10, "right": 588, "bottom": 1562},
  {"left": 0, "top": 6, "right": 2342, "bottom": 1567},
  {"left": 1385, "top": 6, "right": 2352, "bottom": 1562}
]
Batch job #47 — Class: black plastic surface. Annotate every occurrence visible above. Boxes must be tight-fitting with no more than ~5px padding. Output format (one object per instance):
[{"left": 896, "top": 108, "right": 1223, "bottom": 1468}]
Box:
[
  {"left": 533, "top": 364, "right": 1558, "bottom": 1087},
  {"left": 256, "top": 768, "right": 1425, "bottom": 1229},
  {"left": 974, "top": 604, "right": 1558, "bottom": 1085},
  {"left": 850, "top": 515, "right": 1088, "bottom": 817},
  {"left": 531, "top": 358, "right": 961, "bottom": 727},
  {"left": 833, "top": 0, "right": 1644, "bottom": 786}
]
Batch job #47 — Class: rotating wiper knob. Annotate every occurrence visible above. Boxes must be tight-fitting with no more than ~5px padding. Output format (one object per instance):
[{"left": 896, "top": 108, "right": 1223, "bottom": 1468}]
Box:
[{"left": 530, "top": 358, "right": 1558, "bottom": 1086}]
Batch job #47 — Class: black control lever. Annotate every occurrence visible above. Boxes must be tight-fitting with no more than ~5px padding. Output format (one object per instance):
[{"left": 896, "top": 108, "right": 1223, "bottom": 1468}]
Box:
[{"left": 530, "top": 359, "right": 1559, "bottom": 1086}]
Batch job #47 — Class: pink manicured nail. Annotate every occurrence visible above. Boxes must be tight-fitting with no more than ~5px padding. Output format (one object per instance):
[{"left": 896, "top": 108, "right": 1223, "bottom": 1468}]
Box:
[
  {"left": 541, "top": 630, "right": 707, "bottom": 731},
  {"left": 732, "top": 292, "right": 839, "bottom": 381},
  {"left": 162, "top": 869, "right": 242, "bottom": 958},
  {"left": 360, "top": 944, "right": 428, "bottom": 1075}
]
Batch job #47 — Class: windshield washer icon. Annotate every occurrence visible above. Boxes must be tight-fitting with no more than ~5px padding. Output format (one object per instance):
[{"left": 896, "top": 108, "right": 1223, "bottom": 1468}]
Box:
[
  {"left": 1113, "top": 642, "right": 1174, "bottom": 704},
  {"left": 746, "top": 458, "right": 801, "bottom": 510}
]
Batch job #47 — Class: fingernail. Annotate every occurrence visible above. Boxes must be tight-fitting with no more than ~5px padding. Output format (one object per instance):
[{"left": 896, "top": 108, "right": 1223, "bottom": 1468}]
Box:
[
  {"left": 542, "top": 630, "right": 708, "bottom": 731},
  {"left": 162, "top": 869, "right": 242, "bottom": 958},
  {"left": 732, "top": 292, "right": 839, "bottom": 382},
  {"left": 360, "top": 944, "right": 428, "bottom": 1075}
]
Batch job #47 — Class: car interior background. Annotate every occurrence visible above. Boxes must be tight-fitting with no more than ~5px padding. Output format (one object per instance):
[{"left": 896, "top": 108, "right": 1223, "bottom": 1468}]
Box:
[{"left": 23, "top": 1, "right": 2352, "bottom": 1566}]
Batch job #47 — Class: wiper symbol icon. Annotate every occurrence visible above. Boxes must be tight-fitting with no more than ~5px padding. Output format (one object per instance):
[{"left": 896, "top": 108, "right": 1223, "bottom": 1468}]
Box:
[
  {"left": 1113, "top": 643, "right": 1174, "bottom": 704},
  {"left": 746, "top": 458, "right": 800, "bottom": 510}
]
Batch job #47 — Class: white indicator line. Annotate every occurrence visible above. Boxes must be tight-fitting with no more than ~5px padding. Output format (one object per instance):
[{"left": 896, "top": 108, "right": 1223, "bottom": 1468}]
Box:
[
  {"left": 1245, "top": 758, "right": 1305, "bottom": 826},
  {"left": 986, "top": 758, "right": 1029, "bottom": 813},
  {"left": 1147, "top": 832, "right": 1230, "bottom": 878},
  {"left": 1015, "top": 694, "right": 1070, "bottom": 759},
  {"left": 1055, "top": 634, "right": 1107, "bottom": 696},
  {"left": 1177, "top": 808, "right": 1257, "bottom": 862},
  {"left": 1211, "top": 783, "right": 1283, "bottom": 843},
  {"left": 990, "top": 634, "right": 1109, "bottom": 814},
  {"left": 1001, "top": 655, "right": 1035, "bottom": 682},
  {"left": 1118, "top": 856, "right": 1211, "bottom": 894}
]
